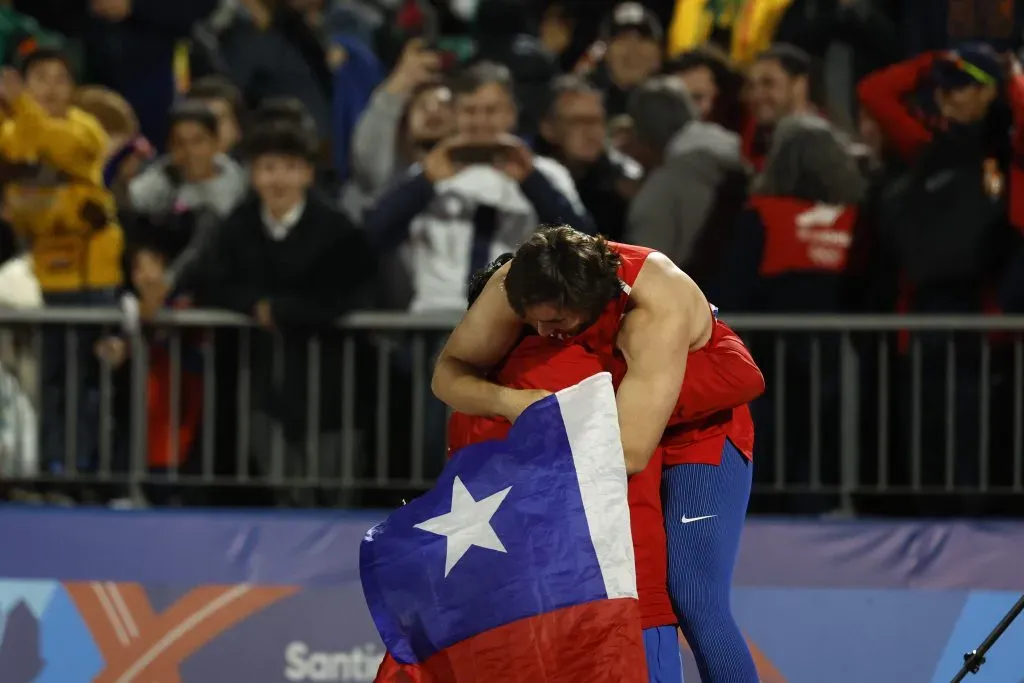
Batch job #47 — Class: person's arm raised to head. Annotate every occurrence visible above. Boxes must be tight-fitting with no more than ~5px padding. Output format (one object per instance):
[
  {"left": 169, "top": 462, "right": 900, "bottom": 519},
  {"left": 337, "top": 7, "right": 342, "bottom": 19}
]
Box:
[
  {"left": 432, "top": 261, "right": 536, "bottom": 420},
  {"left": 616, "top": 253, "right": 712, "bottom": 475}
]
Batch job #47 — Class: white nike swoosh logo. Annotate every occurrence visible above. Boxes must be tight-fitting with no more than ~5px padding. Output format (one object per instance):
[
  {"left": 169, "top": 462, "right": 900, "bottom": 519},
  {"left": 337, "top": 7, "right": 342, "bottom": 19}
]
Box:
[{"left": 680, "top": 515, "right": 717, "bottom": 524}]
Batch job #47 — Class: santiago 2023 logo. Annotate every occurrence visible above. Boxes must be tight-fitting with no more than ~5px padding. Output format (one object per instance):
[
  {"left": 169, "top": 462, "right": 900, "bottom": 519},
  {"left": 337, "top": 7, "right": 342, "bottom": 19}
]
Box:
[{"left": 284, "top": 642, "right": 385, "bottom": 682}]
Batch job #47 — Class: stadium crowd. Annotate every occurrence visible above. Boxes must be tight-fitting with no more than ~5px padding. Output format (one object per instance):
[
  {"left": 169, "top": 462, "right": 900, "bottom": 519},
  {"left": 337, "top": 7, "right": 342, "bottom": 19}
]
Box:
[{"left": 0, "top": 0, "right": 1021, "bottom": 513}]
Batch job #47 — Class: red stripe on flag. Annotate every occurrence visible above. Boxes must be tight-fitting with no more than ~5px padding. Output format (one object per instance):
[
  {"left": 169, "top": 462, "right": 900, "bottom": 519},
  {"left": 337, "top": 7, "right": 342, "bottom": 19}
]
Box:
[{"left": 375, "top": 598, "right": 647, "bottom": 683}]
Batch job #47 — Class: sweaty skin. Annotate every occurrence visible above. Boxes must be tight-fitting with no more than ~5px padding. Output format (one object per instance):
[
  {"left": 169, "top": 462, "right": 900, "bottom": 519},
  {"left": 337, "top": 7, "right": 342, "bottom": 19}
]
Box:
[
  {"left": 614, "top": 253, "right": 711, "bottom": 473},
  {"left": 431, "top": 254, "right": 713, "bottom": 475}
]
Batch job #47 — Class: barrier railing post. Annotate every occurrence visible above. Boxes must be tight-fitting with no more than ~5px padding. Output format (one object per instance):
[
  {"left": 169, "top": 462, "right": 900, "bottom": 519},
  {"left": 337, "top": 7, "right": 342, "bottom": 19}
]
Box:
[
  {"left": 128, "top": 330, "right": 149, "bottom": 504},
  {"left": 2, "top": 308, "right": 1023, "bottom": 502},
  {"left": 838, "top": 332, "right": 860, "bottom": 515}
]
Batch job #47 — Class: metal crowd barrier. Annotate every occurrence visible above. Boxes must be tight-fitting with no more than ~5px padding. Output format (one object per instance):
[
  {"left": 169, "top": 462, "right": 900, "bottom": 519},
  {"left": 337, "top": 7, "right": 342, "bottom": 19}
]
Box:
[{"left": 0, "top": 308, "right": 1023, "bottom": 509}]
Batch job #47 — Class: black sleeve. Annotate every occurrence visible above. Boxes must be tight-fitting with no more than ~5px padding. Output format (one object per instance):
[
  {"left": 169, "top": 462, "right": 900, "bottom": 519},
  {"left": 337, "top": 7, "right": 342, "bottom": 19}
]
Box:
[
  {"left": 363, "top": 169, "right": 437, "bottom": 251},
  {"left": 519, "top": 169, "right": 597, "bottom": 233},
  {"left": 840, "top": 179, "right": 900, "bottom": 313},
  {"left": 128, "top": 0, "right": 219, "bottom": 34},
  {"left": 706, "top": 208, "right": 765, "bottom": 312},
  {"left": 1000, "top": 236, "right": 1024, "bottom": 313},
  {"left": 168, "top": 212, "right": 221, "bottom": 295},
  {"left": 0, "top": 216, "right": 17, "bottom": 267},
  {"left": 271, "top": 212, "right": 378, "bottom": 326},
  {"left": 194, "top": 207, "right": 262, "bottom": 315}
]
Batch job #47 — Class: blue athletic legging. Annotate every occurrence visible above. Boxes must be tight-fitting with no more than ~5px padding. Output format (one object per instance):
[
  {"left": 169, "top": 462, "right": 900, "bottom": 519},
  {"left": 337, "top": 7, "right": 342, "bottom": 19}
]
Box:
[
  {"left": 663, "top": 440, "right": 758, "bottom": 682},
  {"left": 643, "top": 625, "right": 683, "bottom": 682}
]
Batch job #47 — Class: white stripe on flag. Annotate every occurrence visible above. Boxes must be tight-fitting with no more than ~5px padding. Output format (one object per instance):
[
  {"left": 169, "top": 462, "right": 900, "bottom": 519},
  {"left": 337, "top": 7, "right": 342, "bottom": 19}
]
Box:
[{"left": 556, "top": 372, "right": 638, "bottom": 600}]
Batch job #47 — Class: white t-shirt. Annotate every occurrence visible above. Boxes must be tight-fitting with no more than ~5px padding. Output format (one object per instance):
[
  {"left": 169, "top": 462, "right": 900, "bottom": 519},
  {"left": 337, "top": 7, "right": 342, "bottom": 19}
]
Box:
[{"left": 408, "top": 156, "right": 584, "bottom": 313}]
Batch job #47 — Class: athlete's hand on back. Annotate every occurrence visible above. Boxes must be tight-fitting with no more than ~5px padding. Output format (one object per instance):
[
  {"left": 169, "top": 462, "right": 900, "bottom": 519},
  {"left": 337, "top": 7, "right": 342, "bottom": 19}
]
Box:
[{"left": 500, "top": 388, "right": 552, "bottom": 424}]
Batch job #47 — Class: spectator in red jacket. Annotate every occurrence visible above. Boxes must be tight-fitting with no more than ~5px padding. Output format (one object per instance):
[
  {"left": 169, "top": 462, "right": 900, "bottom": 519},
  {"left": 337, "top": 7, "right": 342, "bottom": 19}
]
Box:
[
  {"left": 854, "top": 44, "right": 1024, "bottom": 309},
  {"left": 856, "top": 44, "right": 1018, "bottom": 163},
  {"left": 856, "top": 43, "right": 1024, "bottom": 233},
  {"left": 854, "top": 45, "right": 1024, "bottom": 503}
]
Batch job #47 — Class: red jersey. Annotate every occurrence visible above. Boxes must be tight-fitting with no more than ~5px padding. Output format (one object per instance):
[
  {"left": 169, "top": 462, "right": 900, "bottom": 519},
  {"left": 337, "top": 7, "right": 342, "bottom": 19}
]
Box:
[
  {"left": 447, "top": 338, "right": 676, "bottom": 630},
  {"left": 572, "top": 242, "right": 762, "bottom": 467}
]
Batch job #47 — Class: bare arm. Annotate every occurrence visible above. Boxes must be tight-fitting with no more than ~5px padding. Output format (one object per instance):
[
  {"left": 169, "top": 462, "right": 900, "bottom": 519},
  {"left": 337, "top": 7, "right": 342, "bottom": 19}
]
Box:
[
  {"left": 431, "top": 262, "right": 532, "bottom": 420},
  {"left": 617, "top": 253, "right": 712, "bottom": 475}
]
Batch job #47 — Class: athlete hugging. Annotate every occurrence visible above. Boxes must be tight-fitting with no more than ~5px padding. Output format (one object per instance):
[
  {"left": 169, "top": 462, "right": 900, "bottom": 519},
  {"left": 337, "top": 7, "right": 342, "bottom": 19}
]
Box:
[{"left": 434, "top": 226, "right": 766, "bottom": 683}]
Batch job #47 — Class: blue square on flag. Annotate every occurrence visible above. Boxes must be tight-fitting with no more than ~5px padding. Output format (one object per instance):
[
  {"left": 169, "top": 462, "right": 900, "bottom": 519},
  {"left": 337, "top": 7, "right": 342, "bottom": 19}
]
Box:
[{"left": 360, "top": 372, "right": 637, "bottom": 666}]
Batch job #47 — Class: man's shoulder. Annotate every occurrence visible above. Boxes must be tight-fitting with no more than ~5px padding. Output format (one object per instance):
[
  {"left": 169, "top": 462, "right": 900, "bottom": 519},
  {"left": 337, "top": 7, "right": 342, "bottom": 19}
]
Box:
[
  {"left": 304, "top": 191, "right": 354, "bottom": 225},
  {"left": 608, "top": 239, "right": 656, "bottom": 258},
  {"left": 222, "top": 193, "right": 262, "bottom": 226},
  {"left": 127, "top": 159, "right": 175, "bottom": 208},
  {"left": 531, "top": 154, "right": 580, "bottom": 196},
  {"left": 629, "top": 164, "right": 680, "bottom": 207},
  {"left": 627, "top": 253, "right": 701, "bottom": 314},
  {"left": 606, "top": 147, "right": 644, "bottom": 181},
  {"left": 216, "top": 11, "right": 262, "bottom": 43},
  {"left": 214, "top": 153, "right": 245, "bottom": 180},
  {"left": 532, "top": 154, "right": 572, "bottom": 181},
  {"left": 303, "top": 193, "right": 367, "bottom": 247},
  {"left": 667, "top": 124, "right": 746, "bottom": 177}
]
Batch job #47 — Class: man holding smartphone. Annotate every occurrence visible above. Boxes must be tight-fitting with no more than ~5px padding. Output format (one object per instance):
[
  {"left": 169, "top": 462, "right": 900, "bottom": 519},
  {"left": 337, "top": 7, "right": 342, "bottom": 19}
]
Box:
[
  {"left": 364, "top": 59, "right": 593, "bottom": 476},
  {"left": 364, "top": 60, "right": 594, "bottom": 314}
]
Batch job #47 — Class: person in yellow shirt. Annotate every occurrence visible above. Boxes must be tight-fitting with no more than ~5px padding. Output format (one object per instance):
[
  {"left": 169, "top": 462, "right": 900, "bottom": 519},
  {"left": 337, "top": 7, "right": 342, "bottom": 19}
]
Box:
[
  {"left": 0, "top": 49, "right": 123, "bottom": 295},
  {"left": 0, "top": 47, "right": 124, "bottom": 476}
]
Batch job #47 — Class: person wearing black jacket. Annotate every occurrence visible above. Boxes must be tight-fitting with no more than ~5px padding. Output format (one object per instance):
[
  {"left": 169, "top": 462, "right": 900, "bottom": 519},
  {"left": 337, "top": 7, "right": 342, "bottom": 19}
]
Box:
[
  {"left": 198, "top": 121, "right": 375, "bottom": 505},
  {"left": 536, "top": 74, "right": 643, "bottom": 242}
]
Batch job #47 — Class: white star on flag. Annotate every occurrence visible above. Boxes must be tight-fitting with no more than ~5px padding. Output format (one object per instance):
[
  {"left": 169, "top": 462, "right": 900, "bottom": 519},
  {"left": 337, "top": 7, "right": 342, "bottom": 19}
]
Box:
[{"left": 414, "top": 476, "right": 513, "bottom": 577}]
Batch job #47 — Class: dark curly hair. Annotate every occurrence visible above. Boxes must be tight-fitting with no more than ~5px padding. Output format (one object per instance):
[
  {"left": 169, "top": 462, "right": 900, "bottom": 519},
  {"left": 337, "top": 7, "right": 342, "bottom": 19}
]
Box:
[
  {"left": 504, "top": 225, "right": 622, "bottom": 320},
  {"left": 244, "top": 120, "right": 318, "bottom": 163},
  {"left": 467, "top": 253, "right": 514, "bottom": 308}
]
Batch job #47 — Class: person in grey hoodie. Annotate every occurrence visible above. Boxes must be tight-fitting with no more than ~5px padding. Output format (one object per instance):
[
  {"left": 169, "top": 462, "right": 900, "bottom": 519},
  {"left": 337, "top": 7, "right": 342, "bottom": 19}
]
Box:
[
  {"left": 347, "top": 38, "right": 451, "bottom": 205},
  {"left": 624, "top": 76, "right": 749, "bottom": 287},
  {"left": 127, "top": 101, "right": 248, "bottom": 297}
]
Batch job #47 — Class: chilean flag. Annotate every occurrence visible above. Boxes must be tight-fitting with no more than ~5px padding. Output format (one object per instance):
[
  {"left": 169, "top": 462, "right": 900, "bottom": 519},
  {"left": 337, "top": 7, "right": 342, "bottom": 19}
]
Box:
[{"left": 360, "top": 373, "right": 647, "bottom": 682}]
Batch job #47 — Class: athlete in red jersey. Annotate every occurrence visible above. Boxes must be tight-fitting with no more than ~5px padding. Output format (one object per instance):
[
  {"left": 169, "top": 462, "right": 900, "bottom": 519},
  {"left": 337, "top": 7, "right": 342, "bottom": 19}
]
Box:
[
  {"left": 432, "top": 227, "right": 764, "bottom": 682},
  {"left": 445, "top": 254, "right": 679, "bottom": 681}
]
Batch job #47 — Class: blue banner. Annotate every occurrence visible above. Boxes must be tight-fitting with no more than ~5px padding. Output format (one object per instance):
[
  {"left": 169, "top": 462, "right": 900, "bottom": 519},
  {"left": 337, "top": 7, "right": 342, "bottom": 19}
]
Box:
[{"left": 1, "top": 509, "right": 1023, "bottom": 682}]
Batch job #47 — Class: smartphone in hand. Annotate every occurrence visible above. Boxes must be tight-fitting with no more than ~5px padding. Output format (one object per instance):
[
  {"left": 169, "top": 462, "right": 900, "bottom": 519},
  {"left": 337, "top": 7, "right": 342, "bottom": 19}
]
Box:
[{"left": 447, "top": 143, "right": 505, "bottom": 165}]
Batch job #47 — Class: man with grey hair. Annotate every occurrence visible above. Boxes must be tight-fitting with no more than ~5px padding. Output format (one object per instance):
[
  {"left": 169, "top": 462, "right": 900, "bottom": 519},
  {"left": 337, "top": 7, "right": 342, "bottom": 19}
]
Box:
[{"left": 624, "top": 76, "right": 749, "bottom": 286}]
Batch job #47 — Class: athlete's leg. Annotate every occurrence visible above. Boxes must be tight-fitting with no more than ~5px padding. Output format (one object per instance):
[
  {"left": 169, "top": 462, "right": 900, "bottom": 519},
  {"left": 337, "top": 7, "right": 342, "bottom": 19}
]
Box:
[
  {"left": 642, "top": 625, "right": 683, "bottom": 683},
  {"left": 663, "top": 442, "right": 757, "bottom": 682}
]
